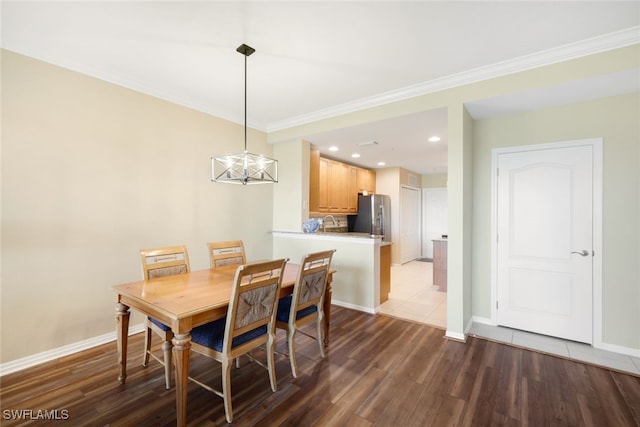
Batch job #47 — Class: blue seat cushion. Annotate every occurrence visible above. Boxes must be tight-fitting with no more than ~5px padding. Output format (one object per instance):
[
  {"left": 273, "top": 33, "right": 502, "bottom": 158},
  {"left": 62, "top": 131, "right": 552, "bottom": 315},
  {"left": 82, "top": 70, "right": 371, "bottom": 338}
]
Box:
[
  {"left": 191, "top": 317, "right": 267, "bottom": 351},
  {"left": 276, "top": 295, "right": 318, "bottom": 322},
  {"left": 150, "top": 317, "right": 171, "bottom": 332}
]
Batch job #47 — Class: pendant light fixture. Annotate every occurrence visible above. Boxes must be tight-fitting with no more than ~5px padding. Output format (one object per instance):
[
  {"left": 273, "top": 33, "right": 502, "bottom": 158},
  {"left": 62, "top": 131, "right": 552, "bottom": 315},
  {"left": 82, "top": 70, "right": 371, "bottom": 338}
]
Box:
[{"left": 211, "top": 44, "right": 278, "bottom": 185}]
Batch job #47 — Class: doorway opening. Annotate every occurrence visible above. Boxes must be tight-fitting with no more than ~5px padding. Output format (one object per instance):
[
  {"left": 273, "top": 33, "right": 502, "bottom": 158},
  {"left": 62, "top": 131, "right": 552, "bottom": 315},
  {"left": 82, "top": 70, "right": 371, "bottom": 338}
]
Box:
[{"left": 379, "top": 260, "right": 447, "bottom": 329}]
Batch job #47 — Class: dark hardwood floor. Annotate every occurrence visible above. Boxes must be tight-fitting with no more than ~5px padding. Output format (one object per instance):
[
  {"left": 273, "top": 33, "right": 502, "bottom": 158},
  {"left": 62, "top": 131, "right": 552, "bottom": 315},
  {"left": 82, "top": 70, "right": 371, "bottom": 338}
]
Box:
[{"left": 2, "top": 306, "right": 639, "bottom": 426}]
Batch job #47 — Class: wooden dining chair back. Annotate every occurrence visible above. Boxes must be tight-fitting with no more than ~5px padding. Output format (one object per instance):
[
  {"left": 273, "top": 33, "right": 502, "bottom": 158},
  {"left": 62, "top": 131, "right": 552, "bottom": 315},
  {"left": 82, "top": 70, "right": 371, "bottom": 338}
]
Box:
[
  {"left": 207, "top": 240, "right": 246, "bottom": 269},
  {"left": 139, "top": 245, "right": 191, "bottom": 389},
  {"left": 275, "top": 249, "right": 335, "bottom": 378},
  {"left": 189, "top": 258, "right": 288, "bottom": 423},
  {"left": 141, "top": 245, "right": 191, "bottom": 279}
]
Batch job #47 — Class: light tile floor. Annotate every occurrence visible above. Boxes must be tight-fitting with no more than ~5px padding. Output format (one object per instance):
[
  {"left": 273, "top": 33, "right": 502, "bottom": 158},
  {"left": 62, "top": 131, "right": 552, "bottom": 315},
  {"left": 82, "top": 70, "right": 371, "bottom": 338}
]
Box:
[
  {"left": 379, "top": 260, "right": 447, "bottom": 329},
  {"left": 379, "top": 260, "right": 640, "bottom": 377}
]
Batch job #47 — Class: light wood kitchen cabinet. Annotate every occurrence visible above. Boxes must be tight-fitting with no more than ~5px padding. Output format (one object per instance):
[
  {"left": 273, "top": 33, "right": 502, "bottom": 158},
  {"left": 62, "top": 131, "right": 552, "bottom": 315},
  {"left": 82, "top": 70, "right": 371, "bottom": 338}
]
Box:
[
  {"left": 310, "top": 148, "right": 321, "bottom": 211},
  {"left": 347, "top": 166, "right": 358, "bottom": 213},
  {"left": 328, "top": 161, "right": 348, "bottom": 212},
  {"left": 317, "top": 157, "right": 329, "bottom": 211},
  {"left": 380, "top": 243, "right": 391, "bottom": 303},
  {"left": 357, "top": 167, "right": 376, "bottom": 194},
  {"left": 309, "top": 148, "right": 376, "bottom": 214}
]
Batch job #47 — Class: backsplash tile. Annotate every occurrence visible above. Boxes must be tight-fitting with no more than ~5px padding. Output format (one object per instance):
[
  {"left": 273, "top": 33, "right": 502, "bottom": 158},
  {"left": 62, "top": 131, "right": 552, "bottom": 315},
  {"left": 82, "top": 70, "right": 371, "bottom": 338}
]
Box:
[{"left": 309, "top": 215, "right": 348, "bottom": 232}]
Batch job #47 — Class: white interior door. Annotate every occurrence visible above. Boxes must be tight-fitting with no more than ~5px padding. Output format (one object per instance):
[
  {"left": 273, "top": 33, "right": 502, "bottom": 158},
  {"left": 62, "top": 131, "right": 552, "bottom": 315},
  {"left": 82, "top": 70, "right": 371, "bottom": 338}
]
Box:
[
  {"left": 422, "top": 188, "right": 448, "bottom": 259},
  {"left": 400, "top": 186, "right": 420, "bottom": 264},
  {"left": 496, "top": 143, "right": 594, "bottom": 344}
]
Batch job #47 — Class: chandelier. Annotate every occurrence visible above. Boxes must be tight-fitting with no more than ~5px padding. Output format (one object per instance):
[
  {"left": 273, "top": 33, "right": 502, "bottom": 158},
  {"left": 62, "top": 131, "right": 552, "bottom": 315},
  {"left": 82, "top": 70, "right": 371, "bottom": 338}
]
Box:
[{"left": 211, "top": 44, "right": 278, "bottom": 185}]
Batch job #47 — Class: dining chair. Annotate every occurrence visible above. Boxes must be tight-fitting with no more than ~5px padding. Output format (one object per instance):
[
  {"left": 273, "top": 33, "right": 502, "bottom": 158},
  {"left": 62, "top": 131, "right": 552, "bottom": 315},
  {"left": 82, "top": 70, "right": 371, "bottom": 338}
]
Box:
[
  {"left": 275, "top": 249, "right": 335, "bottom": 378},
  {"left": 189, "top": 258, "right": 288, "bottom": 423},
  {"left": 139, "top": 245, "right": 191, "bottom": 389},
  {"left": 207, "top": 240, "right": 246, "bottom": 269}
]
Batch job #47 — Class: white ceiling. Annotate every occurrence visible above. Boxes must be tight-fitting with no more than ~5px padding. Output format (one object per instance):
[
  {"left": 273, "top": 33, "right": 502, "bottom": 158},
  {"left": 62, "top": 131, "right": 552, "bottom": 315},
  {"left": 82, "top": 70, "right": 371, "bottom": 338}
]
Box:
[{"left": 2, "top": 1, "right": 639, "bottom": 174}]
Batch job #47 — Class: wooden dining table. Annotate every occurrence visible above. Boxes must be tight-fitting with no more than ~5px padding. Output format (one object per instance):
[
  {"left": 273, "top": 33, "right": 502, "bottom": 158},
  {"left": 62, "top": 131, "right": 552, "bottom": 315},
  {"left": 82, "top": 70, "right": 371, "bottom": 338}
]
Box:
[{"left": 113, "top": 262, "right": 333, "bottom": 427}]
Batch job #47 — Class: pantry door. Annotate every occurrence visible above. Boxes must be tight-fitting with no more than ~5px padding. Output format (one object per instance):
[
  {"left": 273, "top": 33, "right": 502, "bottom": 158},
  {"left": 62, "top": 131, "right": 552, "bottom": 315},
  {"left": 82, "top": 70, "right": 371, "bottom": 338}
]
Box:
[{"left": 495, "top": 140, "right": 599, "bottom": 344}]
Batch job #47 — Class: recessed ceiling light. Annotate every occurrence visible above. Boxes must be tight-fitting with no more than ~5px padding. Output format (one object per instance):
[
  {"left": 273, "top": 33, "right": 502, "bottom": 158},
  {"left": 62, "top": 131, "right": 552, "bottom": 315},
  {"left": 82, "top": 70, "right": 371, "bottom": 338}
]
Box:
[
  {"left": 351, "top": 153, "right": 361, "bottom": 158},
  {"left": 377, "top": 162, "right": 386, "bottom": 166},
  {"left": 428, "top": 136, "right": 441, "bottom": 142},
  {"left": 328, "top": 146, "right": 339, "bottom": 152}
]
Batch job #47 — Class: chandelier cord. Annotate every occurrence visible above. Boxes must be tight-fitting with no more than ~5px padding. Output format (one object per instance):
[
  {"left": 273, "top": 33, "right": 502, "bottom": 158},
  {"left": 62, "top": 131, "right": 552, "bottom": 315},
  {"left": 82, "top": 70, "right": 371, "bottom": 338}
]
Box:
[
  {"left": 243, "top": 52, "right": 248, "bottom": 153},
  {"left": 211, "top": 43, "right": 277, "bottom": 185}
]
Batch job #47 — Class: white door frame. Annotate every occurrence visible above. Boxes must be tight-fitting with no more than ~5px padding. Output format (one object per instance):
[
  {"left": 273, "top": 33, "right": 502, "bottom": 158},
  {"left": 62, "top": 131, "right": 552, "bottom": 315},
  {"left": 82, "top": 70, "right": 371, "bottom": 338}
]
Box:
[
  {"left": 400, "top": 185, "right": 421, "bottom": 264},
  {"left": 491, "top": 138, "right": 603, "bottom": 348},
  {"left": 422, "top": 188, "right": 448, "bottom": 259}
]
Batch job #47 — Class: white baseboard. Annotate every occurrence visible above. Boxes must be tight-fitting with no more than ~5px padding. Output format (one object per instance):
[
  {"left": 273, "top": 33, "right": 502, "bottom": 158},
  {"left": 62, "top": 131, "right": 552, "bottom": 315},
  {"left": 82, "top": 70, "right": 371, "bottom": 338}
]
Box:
[
  {"left": 7, "top": 314, "right": 636, "bottom": 377},
  {"left": 443, "top": 317, "right": 474, "bottom": 343},
  {"left": 469, "top": 316, "right": 640, "bottom": 358},
  {"left": 445, "top": 330, "right": 467, "bottom": 342},
  {"left": 594, "top": 340, "right": 640, "bottom": 358},
  {"left": 471, "top": 315, "right": 496, "bottom": 326},
  {"left": 1, "top": 302, "right": 372, "bottom": 377},
  {"left": 0, "top": 323, "right": 145, "bottom": 377},
  {"left": 331, "top": 299, "right": 376, "bottom": 315}
]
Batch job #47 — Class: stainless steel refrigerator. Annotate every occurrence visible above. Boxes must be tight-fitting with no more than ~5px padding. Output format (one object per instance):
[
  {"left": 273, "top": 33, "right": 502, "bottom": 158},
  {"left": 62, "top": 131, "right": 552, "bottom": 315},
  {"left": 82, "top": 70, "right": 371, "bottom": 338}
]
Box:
[{"left": 347, "top": 194, "right": 391, "bottom": 241}]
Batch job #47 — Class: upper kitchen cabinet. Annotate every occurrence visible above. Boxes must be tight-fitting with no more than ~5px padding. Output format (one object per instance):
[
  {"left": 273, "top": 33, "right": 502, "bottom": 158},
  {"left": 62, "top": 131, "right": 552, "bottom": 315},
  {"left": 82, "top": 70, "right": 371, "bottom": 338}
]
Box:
[
  {"left": 309, "top": 148, "right": 375, "bottom": 215},
  {"left": 328, "top": 160, "right": 348, "bottom": 212},
  {"left": 347, "top": 166, "right": 358, "bottom": 213},
  {"left": 357, "top": 167, "right": 376, "bottom": 194}
]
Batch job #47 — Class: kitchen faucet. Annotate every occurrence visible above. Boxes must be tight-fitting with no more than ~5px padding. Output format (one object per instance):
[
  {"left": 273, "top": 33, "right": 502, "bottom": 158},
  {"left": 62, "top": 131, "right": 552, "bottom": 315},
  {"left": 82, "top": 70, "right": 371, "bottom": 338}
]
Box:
[{"left": 322, "top": 215, "right": 336, "bottom": 232}]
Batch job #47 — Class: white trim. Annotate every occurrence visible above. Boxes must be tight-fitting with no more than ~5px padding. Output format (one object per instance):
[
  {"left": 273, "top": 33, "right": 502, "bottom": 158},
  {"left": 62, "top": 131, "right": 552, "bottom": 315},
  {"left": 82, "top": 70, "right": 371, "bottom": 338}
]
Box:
[
  {"left": 469, "top": 317, "right": 640, "bottom": 359},
  {"left": 400, "top": 185, "right": 422, "bottom": 264},
  {"left": 445, "top": 330, "right": 467, "bottom": 342},
  {"left": 464, "top": 318, "right": 474, "bottom": 336},
  {"left": 267, "top": 27, "right": 640, "bottom": 132},
  {"left": 471, "top": 315, "right": 496, "bottom": 326},
  {"left": 421, "top": 187, "right": 448, "bottom": 259},
  {"left": 491, "top": 138, "right": 603, "bottom": 348},
  {"left": 331, "top": 299, "right": 376, "bottom": 315},
  {"left": 591, "top": 140, "right": 604, "bottom": 350},
  {"left": 598, "top": 341, "right": 640, "bottom": 359},
  {"left": 0, "top": 324, "right": 145, "bottom": 377}
]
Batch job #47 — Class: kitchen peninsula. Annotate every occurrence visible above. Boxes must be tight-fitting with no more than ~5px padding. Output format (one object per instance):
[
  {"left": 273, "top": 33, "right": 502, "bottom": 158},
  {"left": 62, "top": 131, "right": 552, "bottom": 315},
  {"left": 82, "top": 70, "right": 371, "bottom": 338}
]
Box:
[{"left": 272, "top": 231, "right": 391, "bottom": 313}]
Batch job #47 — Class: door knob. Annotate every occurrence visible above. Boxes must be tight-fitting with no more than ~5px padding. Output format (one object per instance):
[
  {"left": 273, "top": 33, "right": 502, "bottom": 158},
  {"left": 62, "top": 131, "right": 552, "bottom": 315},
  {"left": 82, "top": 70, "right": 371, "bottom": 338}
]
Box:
[{"left": 571, "top": 250, "right": 589, "bottom": 256}]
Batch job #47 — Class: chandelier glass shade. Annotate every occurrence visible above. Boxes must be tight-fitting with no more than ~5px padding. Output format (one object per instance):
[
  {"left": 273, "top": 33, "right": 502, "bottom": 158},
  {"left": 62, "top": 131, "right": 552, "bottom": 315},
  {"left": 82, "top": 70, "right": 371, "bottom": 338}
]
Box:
[{"left": 211, "top": 44, "right": 278, "bottom": 185}]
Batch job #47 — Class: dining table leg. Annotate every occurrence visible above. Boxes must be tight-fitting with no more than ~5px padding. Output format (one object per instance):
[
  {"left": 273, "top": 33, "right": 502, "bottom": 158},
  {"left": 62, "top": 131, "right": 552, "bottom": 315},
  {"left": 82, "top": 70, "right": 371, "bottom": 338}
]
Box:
[
  {"left": 172, "top": 333, "right": 191, "bottom": 427},
  {"left": 115, "top": 302, "right": 130, "bottom": 384},
  {"left": 323, "top": 272, "right": 333, "bottom": 347}
]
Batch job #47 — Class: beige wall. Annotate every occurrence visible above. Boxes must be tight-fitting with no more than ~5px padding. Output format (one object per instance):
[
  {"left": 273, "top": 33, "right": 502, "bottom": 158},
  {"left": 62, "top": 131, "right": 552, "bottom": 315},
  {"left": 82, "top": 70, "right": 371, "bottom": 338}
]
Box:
[
  {"left": 272, "top": 139, "right": 310, "bottom": 231},
  {"left": 374, "top": 168, "right": 401, "bottom": 264},
  {"left": 446, "top": 104, "right": 475, "bottom": 338},
  {"left": 273, "top": 233, "right": 378, "bottom": 311},
  {"left": 373, "top": 166, "right": 423, "bottom": 265},
  {"left": 3, "top": 42, "right": 639, "bottom": 365},
  {"left": 398, "top": 168, "right": 421, "bottom": 188},
  {"left": 1, "top": 50, "right": 276, "bottom": 363},
  {"left": 267, "top": 44, "right": 640, "bottom": 348},
  {"left": 421, "top": 173, "right": 447, "bottom": 188},
  {"left": 472, "top": 92, "right": 640, "bottom": 349}
]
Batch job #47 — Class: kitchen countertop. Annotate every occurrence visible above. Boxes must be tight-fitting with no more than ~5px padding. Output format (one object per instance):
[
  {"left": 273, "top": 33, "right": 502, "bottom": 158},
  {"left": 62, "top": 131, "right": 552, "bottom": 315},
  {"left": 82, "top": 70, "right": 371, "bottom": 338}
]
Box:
[{"left": 272, "top": 230, "right": 392, "bottom": 245}]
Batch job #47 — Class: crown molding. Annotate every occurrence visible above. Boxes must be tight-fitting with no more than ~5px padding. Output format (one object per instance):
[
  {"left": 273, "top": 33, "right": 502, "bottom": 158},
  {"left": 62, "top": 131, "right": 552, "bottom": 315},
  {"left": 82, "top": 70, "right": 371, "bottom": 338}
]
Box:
[{"left": 267, "top": 26, "right": 640, "bottom": 133}]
